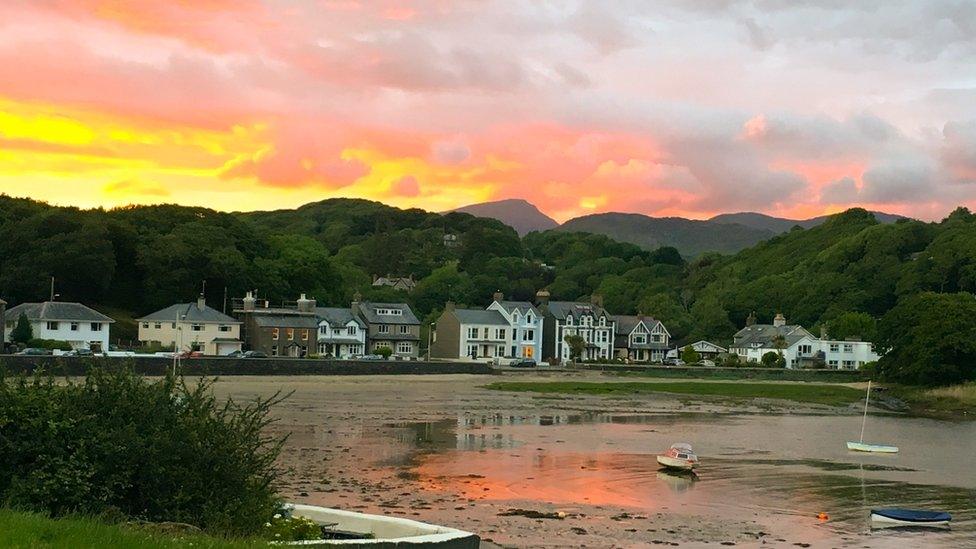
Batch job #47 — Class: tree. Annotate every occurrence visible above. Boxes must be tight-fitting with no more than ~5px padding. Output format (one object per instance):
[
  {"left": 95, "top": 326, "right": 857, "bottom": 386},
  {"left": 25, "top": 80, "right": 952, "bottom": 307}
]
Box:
[
  {"left": 374, "top": 346, "right": 393, "bottom": 360},
  {"left": 825, "top": 311, "right": 877, "bottom": 342},
  {"left": 10, "top": 313, "right": 32, "bottom": 345},
  {"left": 876, "top": 292, "right": 976, "bottom": 385},
  {"left": 761, "top": 351, "right": 785, "bottom": 368},
  {"left": 681, "top": 345, "right": 700, "bottom": 364},
  {"left": 688, "top": 294, "right": 736, "bottom": 342},
  {"left": 564, "top": 335, "right": 586, "bottom": 361}
]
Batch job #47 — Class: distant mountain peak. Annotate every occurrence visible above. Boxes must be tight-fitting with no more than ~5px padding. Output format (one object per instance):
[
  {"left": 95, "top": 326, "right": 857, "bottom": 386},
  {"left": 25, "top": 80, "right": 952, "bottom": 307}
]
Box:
[{"left": 449, "top": 199, "right": 558, "bottom": 236}]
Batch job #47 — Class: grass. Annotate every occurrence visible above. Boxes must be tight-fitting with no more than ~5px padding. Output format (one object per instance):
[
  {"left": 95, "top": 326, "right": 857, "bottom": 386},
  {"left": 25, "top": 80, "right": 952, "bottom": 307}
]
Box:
[
  {"left": 485, "top": 380, "right": 865, "bottom": 406},
  {"left": 609, "top": 367, "right": 867, "bottom": 383},
  {"left": 887, "top": 382, "right": 976, "bottom": 419},
  {"left": 0, "top": 509, "right": 267, "bottom": 549}
]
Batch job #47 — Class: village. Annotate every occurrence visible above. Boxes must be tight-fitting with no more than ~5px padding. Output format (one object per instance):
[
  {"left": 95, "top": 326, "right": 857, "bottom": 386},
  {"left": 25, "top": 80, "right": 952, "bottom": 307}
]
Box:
[{"left": 0, "top": 285, "right": 879, "bottom": 370}]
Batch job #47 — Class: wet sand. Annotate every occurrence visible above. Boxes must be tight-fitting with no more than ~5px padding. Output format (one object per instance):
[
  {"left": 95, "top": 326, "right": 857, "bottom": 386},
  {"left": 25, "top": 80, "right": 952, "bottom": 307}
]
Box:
[{"left": 211, "top": 373, "right": 975, "bottom": 548}]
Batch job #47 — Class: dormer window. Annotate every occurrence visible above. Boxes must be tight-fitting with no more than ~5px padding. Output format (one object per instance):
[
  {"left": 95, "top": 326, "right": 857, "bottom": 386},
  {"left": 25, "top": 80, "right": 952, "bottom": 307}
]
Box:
[
  {"left": 566, "top": 315, "right": 573, "bottom": 325},
  {"left": 375, "top": 308, "right": 403, "bottom": 316},
  {"left": 599, "top": 316, "right": 606, "bottom": 326},
  {"left": 526, "top": 313, "right": 533, "bottom": 323}
]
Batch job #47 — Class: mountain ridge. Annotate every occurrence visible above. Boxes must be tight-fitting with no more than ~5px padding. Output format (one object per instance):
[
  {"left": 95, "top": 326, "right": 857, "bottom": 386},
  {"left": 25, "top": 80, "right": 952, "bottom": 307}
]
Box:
[{"left": 448, "top": 198, "right": 558, "bottom": 236}]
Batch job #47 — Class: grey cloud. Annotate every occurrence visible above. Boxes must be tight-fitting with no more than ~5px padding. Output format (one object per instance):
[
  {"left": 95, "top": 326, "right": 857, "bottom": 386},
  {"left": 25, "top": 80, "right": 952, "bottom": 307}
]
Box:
[{"left": 820, "top": 176, "right": 860, "bottom": 204}]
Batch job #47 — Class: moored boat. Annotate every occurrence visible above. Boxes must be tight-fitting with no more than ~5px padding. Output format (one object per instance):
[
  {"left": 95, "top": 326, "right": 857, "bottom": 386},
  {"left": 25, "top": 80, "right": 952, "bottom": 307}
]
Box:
[
  {"left": 847, "top": 441, "right": 899, "bottom": 453},
  {"left": 870, "top": 508, "right": 951, "bottom": 527},
  {"left": 657, "top": 442, "right": 699, "bottom": 471}
]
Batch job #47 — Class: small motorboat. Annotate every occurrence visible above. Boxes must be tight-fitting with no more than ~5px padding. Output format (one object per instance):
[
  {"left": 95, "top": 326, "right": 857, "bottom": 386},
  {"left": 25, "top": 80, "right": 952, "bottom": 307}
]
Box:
[
  {"left": 870, "top": 508, "right": 951, "bottom": 527},
  {"left": 657, "top": 443, "right": 699, "bottom": 471}
]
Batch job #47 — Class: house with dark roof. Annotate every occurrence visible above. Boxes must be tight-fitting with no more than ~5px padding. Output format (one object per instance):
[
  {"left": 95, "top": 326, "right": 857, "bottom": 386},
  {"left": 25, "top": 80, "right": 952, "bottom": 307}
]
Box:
[
  {"left": 353, "top": 296, "right": 420, "bottom": 357},
  {"left": 233, "top": 292, "right": 319, "bottom": 357},
  {"left": 487, "top": 292, "right": 543, "bottom": 360},
  {"left": 138, "top": 296, "right": 242, "bottom": 355},
  {"left": 371, "top": 274, "right": 417, "bottom": 292},
  {"left": 3, "top": 301, "right": 114, "bottom": 351},
  {"left": 430, "top": 303, "right": 509, "bottom": 360},
  {"left": 536, "top": 291, "right": 615, "bottom": 362},
  {"left": 731, "top": 312, "right": 879, "bottom": 369},
  {"left": 315, "top": 306, "right": 366, "bottom": 358},
  {"left": 612, "top": 314, "right": 670, "bottom": 363}
]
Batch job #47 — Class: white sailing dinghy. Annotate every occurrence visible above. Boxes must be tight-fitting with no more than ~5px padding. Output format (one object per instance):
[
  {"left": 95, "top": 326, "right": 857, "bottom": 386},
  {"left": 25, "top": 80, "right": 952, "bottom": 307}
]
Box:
[{"left": 847, "top": 381, "right": 899, "bottom": 453}]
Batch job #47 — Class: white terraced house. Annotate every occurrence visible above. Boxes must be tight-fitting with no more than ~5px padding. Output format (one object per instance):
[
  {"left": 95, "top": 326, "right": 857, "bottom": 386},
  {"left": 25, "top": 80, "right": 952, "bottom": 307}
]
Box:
[
  {"left": 430, "top": 293, "right": 543, "bottom": 362},
  {"left": 138, "top": 296, "right": 242, "bottom": 356},
  {"left": 729, "top": 313, "right": 879, "bottom": 369},
  {"left": 3, "top": 301, "right": 114, "bottom": 351},
  {"left": 315, "top": 306, "right": 366, "bottom": 358},
  {"left": 486, "top": 293, "right": 543, "bottom": 360},
  {"left": 537, "top": 291, "right": 616, "bottom": 362}
]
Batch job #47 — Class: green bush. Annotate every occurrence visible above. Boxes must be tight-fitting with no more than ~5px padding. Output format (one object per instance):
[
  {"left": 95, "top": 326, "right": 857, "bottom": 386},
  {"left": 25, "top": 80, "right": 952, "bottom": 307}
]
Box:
[
  {"left": 374, "top": 346, "right": 393, "bottom": 359},
  {"left": 26, "top": 339, "right": 73, "bottom": 351},
  {"left": 0, "top": 367, "right": 288, "bottom": 537},
  {"left": 760, "top": 351, "right": 786, "bottom": 368}
]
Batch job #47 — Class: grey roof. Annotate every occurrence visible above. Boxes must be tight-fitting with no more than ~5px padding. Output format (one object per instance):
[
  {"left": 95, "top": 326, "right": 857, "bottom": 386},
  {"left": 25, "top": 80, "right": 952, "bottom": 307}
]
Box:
[
  {"left": 452, "top": 309, "right": 508, "bottom": 325},
  {"left": 252, "top": 314, "right": 320, "bottom": 328},
  {"left": 6, "top": 302, "right": 114, "bottom": 323},
  {"left": 315, "top": 307, "right": 365, "bottom": 328},
  {"left": 546, "top": 301, "right": 611, "bottom": 321},
  {"left": 357, "top": 302, "right": 419, "bottom": 325},
  {"left": 493, "top": 300, "right": 541, "bottom": 317},
  {"left": 372, "top": 276, "right": 417, "bottom": 290},
  {"left": 690, "top": 340, "right": 728, "bottom": 353},
  {"left": 611, "top": 315, "right": 661, "bottom": 335},
  {"left": 732, "top": 324, "right": 813, "bottom": 348},
  {"left": 139, "top": 303, "right": 240, "bottom": 324}
]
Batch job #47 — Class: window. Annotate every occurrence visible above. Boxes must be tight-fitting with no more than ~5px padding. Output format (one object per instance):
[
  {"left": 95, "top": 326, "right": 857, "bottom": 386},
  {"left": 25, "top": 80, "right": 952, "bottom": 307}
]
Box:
[
  {"left": 526, "top": 313, "right": 533, "bottom": 323},
  {"left": 171, "top": 323, "right": 176, "bottom": 329},
  {"left": 495, "top": 328, "right": 506, "bottom": 340},
  {"left": 396, "top": 342, "right": 412, "bottom": 354},
  {"left": 71, "top": 322, "right": 80, "bottom": 331},
  {"left": 828, "top": 360, "right": 838, "bottom": 367},
  {"left": 523, "top": 329, "right": 534, "bottom": 341},
  {"left": 90, "top": 323, "right": 102, "bottom": 332},
  {"left": 600, "top": 316, "right": 606, "bottom": 326},
  {"left": 347, "top": 325, "right": 357, "bottom": 336},
  {"left": 566, "top": 315, "right": 573, "bottom": 325},
  {"left": 511, "top": 345, "right": 517, "bottom": 356},
  {"left": 496, "top": 345, "right": 505, "bottom": 356},
  {"left": 467, "top": 327, "right": 478, "bottom": 339},
  {"left": 302, "top": 330, "right": 309, "bottom": 341},
  {"left": 483, "top": 327, "right": 490, "bottom": 339},
  {"left": 633, "top": 334, "right": 647, "bottom": 344},
  {"left": 154, "top": 322, "right": 162, "bottom": 330},
  {"left": 191, "top": 324, "right": 203, "bottom": 332},
  {"left": 287, "top": 328, "right": 295, "bottom": 340},
  {"left": 829, "top": 343, "right": 840, "bottom": 353},
  {"left": 219, "top": 325, "right": 231, "bottom": 332},
  {"left": 142, "top": 322, "right": 149, "bottom": 329},
  {"left": 466, "top": 344, "right": 478, "bottom": 358},
  {"left": 47, "top": 321, "right": 59, "bottom": 330},
  {"left": 271, "top": 345, "right": 278, "bottom": 356},
  {"left": 843, "top": 344, "right": 854, "bottom": 353},
  {"left": 378, "top": 325, "right": 390, "bottom": 334},
  {"left": 798, "top": 344, "right": 812, "bottom": 355},
  {"left": 842, "top": 360, "right": 855, "bottom": 368},
  {"left": 300, "top": 345, "right": 308, "bottom": 357},
  {"left": 272, "top": 328, "right": 280, "bottom": 340},
  {"left": 399, "top": 325, "right": 409, "bottom": 334},
  {"left": 375, "top": 308, "right": 403, "bottom": 316}
]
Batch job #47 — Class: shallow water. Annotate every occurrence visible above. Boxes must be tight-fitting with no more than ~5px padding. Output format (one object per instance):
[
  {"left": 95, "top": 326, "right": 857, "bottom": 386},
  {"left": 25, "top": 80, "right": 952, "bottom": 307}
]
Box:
[{"left": 214, "top": 374, "right": 976, "bottom": 548}]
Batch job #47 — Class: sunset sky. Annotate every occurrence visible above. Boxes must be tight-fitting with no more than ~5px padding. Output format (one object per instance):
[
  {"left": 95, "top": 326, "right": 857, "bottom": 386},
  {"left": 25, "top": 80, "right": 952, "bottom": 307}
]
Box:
[{"left": 0, "top": 1, "right": 974, "bottom": 222}]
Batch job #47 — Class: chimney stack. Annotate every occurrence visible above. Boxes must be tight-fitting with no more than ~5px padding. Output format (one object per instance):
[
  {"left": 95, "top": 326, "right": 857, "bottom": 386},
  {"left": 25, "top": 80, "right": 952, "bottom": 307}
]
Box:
[
  {"left": 492, "top": 290, "right": 504, "bottom": 303},
  {"left": 773, "top": 313, "right": 786, "bottom": 327},
  {"left": 535, "top": 289, "right": 550, "bottom": 307},
  {"left": 351, "top": 291, "right": 362, "bottom": 310},
  {"left": 243, "top": 291, "right": 256, "bottom": 312},
  {"left": 590, "top": 293, "right": 604, "bottom": 308},
  {"left": 196, "top": 294, "right": 206, "bottom": 311},
  {"left": 746, "top": 311, "right": 756, "bottom": 327},
  {"left": 297, "top": 293, "right": 316, "bottom": 313},
  {"left": 445, "top": 301, "right": 456, "bottom": 312}
]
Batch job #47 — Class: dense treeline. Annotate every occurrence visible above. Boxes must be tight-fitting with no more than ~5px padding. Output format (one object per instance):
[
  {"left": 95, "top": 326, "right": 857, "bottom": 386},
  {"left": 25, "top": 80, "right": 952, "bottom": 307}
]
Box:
[{"left": 2, "top": 195, "right": 975, "bottom": 383}]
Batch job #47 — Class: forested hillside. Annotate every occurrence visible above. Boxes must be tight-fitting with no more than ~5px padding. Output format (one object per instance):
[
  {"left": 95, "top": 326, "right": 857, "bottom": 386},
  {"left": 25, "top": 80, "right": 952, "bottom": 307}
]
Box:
[{"left": 2, "top": 196, "right": 974, "bottom": 364}]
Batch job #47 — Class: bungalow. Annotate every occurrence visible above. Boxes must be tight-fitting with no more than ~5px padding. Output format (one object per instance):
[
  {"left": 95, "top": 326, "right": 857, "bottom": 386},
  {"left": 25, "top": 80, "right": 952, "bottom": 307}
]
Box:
[
  {"left": 3, "top": 301, "right": 114, "bottom": 351},
  {"left": 353, "top": 297, "right": 420, "bottom": 358},
  {"left": 138, "top": 296, "right": 242, "bottom": 356},
  {"left": 730, "top": 313, "right": 879, "bottom": 369},
  {"left": 315, "top": 306, "right": 366, "bottom": 358},
  {"left": 612, "top": 314, "right": 670, "bottom": 363},
  {"left": 537, "top": 291, "right": 615, "bottom": 362}
]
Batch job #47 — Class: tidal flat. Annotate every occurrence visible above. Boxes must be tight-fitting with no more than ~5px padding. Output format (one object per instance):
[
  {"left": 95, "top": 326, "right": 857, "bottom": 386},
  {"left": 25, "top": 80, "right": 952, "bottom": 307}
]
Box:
[{"left": 211, "top": 373, "right": 976, "bottom": 548}]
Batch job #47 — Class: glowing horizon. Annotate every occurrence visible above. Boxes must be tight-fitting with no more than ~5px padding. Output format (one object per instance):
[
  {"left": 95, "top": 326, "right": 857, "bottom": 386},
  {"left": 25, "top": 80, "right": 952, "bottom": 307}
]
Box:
[{"left": 0, "top": 1, "right": 973, "bottom": 223}]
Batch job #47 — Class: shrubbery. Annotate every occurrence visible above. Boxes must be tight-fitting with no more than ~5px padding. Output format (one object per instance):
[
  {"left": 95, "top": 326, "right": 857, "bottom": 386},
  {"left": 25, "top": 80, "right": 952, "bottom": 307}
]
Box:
[
  {"left": 25, "top": 338, "right": 73, "bottom": 351},
  {"left": 0, "top": 367, "right": 287, "bottom": 537}
]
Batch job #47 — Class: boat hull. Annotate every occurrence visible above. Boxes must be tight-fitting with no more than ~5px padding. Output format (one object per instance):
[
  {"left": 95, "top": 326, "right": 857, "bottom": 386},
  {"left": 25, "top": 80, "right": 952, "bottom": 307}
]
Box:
[
  {"left": 847, "top": 441, "right": 899, "bottom": 453},
  {"left": 871, "top": 508, "right": 951, "bottom": 527},
  {"left": 657, "top": 455, "right": 696, "bottom": 471}
]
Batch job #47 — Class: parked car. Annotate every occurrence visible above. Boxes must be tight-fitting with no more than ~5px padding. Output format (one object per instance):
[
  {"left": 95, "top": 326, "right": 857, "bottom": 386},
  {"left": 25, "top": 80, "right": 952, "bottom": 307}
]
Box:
[
  {"left": 510, "top": 358, "right": 537, "bottom": 368},
  {"left": 357, "top": 354, "right": 384, "bottom": 361},
  {"left": 225, "top": 350, "right": 244, "bottom": 358},
  {"left": 62, "top": 349, "right": 95, "bottom": 357},
  {"left": 242, "top": 350, "right": 268, "bottom": 359},
  {"left": 17, "top": 348, "right": 51, "bottom": 356},
  {"left": 662, "top": 358, "right": 686, "bottom": 366}
]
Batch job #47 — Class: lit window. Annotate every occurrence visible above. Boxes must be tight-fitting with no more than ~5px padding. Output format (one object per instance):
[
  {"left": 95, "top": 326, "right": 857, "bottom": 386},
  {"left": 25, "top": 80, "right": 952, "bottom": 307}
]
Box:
[
  {"left": 272, "top": 328, "right": 280, "bottom": 340},
  {"left": 287, "top": 328, "right": 295, "bottom": 340}
]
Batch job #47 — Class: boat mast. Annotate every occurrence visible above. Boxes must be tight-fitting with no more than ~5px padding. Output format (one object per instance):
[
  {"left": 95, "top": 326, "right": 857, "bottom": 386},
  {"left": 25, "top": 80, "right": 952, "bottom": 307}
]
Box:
[{"left": 859, "top": 380, "right": 872, "bottom": 443}]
